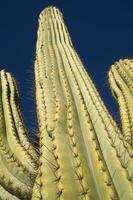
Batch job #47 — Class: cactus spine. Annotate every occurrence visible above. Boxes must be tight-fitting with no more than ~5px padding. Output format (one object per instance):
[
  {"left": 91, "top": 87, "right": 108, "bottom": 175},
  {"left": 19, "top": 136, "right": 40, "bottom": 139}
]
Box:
[{"left": 0, "top": 6, "right": 133, "bottom": 200}]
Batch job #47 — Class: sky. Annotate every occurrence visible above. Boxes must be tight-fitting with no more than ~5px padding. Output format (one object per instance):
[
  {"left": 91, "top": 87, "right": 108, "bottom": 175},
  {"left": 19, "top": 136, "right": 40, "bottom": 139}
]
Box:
[{"left": 0, "top": 0, "right": 133, "bottom": 138}]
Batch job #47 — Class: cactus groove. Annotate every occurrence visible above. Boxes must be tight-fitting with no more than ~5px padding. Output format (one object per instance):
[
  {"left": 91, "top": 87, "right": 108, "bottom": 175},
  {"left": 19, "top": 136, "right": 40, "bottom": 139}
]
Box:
[{"left": 0, "top": 5, "right": 133, "bottom": 200}]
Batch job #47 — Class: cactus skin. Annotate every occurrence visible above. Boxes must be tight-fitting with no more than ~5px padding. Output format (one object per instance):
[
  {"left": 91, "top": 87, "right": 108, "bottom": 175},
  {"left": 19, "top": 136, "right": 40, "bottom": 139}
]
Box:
[{"left": 0, "top": 5, "right": 133, "bottom": 200}]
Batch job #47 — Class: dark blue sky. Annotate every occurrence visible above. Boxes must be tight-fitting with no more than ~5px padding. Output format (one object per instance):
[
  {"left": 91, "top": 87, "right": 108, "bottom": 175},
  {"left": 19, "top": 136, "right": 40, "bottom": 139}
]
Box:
[{"left": 0, "top": 1, "right": 133, "bottom": 137}]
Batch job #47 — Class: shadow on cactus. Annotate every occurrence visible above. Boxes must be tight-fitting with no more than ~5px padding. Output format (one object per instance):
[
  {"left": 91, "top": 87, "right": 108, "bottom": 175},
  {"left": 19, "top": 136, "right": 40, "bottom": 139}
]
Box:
[{"left": 0, "top": 6, "right": 133, "bottom": 200}]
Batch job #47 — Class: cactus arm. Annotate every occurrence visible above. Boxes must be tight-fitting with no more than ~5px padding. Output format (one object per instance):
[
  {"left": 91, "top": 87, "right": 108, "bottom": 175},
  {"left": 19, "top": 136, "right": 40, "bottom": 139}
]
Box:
[
  {"left": 109, "top": 59, "right": 133, "bottom": 155},
  {"left": 0, "top": 70, "right": 38, "bottom": 199},
  {"left": 0, "top": 74, "right": 32, "bottom": 198},
  {"left": 1, "top": 70, "right": 37, "bottom": 173}
]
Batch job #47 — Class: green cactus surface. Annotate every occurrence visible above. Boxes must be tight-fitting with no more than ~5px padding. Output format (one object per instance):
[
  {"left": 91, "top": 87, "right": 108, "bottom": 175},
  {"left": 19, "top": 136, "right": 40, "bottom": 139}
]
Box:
[{"left": 0, "top": 6, "right": 133, "bottom": 200}]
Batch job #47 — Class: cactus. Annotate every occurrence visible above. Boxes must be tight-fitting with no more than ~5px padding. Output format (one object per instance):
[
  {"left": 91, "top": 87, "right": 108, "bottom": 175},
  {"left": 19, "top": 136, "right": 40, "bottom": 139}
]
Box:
[{"left": 0, "top": 5, "right": 133, "bottom": 200}]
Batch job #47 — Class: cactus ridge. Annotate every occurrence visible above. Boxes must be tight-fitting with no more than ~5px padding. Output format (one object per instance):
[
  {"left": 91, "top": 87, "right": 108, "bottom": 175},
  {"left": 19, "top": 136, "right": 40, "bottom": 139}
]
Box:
[{"left": 0, "top": 5, "right": 133, "bottom": 200}]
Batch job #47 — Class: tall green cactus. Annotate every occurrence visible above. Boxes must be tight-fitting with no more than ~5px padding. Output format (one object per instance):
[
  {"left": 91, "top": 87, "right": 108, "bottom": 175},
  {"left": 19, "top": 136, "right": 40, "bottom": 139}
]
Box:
[{"left": 0, "top": 6, "right": 133, "bottom": 200}]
